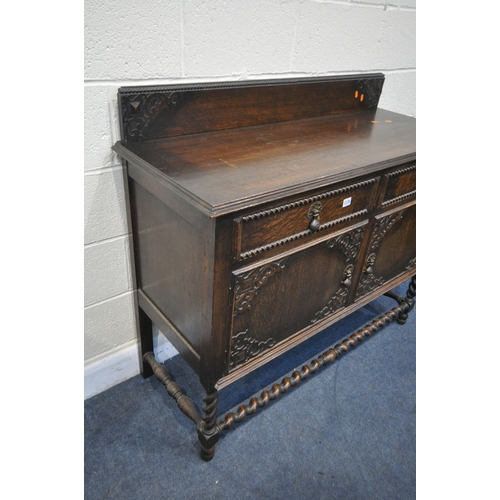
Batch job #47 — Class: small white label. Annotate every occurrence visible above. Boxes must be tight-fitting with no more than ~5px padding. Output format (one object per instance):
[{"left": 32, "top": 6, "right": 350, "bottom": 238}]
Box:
[{"left": 342, "top": 197, "right": 352, "bottom": 208}]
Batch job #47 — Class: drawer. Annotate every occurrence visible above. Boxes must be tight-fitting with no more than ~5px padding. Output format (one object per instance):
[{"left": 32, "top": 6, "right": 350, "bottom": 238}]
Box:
[
  {"left": 381, "top": 163, "right": 416, "bottom": 208},
  {"left": 234, "top": 178, "right": 377, "bottom": 261}
]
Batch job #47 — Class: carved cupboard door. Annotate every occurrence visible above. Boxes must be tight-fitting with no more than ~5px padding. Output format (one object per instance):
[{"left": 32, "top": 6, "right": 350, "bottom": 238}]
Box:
[
  {"left": 355, "top": 202, "right": 416, "bottom": 301},
  {"left": 228, "top": 222, "right": 368, "bottom": 372}
]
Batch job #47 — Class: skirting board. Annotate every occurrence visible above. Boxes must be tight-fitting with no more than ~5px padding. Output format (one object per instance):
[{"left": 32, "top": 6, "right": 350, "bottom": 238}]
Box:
[{"left": 84, "top": 326, "right": 178, "bottom": 400}]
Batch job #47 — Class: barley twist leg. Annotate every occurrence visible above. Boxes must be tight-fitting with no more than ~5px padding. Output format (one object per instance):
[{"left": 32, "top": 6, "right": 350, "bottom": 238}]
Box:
[
  {"left": 396, "top": 275, "right": 416, "bottom": 325},
  {"left": 197, "top": 389, "right": 220, "bottom": 461}
]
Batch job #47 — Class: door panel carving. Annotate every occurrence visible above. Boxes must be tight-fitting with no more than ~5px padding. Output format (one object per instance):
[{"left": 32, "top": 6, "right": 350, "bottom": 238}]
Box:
[
  {"left": 229, "top": 223, "right": 367, "bottom": 371},
  {"left": 355, "top": 203, "right": 416, "bottom": 301}
]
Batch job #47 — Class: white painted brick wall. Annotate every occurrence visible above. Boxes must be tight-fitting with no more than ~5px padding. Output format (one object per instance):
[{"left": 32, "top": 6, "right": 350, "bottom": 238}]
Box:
[
  {"left": 292, "top": 3, "right": 415, "bottom": 72},
  {"left": 84, "top": 86, "right": 118, "bottom": 172},
  {"left": 183, "top": 1, "right": 300, "bottom": 76},
  {"left": 84, "top": 292, "right": 137, "bottom": 360},
  {"left": 84, "top": 167, "right": 129, "bottom": 245},
  {"left": 84, "top": 0, "right": 182, "bottom": 80},
  {"left": 84, "top": 0, "right": 416, "bottom": 397},
  {"left": 84, "top": 236, "right": 133, "bottom": 307},
  {"left": 378, "top": 70, "right": 415, "bottom": 118}
]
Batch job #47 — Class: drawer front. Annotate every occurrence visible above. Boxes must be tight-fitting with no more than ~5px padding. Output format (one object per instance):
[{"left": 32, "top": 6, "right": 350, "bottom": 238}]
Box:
[
  {"left": 234, "top": 178, "right": 377, "bottom": 261},
  {"left": 381, "top": 163, "right": 416, "bottom": 208},
  {"left": 228, "top": 222, "right": 368, "bottom": 372}
]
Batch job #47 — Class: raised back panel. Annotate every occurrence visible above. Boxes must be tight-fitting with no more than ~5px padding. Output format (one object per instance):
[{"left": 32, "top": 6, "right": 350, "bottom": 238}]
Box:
[{"left": 118, "top": 74, "right": 385, "bottom": 143}]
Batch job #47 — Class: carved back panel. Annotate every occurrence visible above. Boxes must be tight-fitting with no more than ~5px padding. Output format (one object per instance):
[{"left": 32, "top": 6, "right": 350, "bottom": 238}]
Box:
[{"left": 118, "top": 74, "right": 384, "bottom": 142}]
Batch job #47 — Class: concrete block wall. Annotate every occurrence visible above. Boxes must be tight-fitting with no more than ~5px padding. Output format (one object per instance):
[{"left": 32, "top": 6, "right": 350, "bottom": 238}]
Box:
[{"left": 84, "top": 0, "right": 416, "bottom": 399}]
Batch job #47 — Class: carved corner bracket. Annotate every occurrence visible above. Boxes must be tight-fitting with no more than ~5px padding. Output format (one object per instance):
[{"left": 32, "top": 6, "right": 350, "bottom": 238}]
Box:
[
  {"left": 356, "top": 78, "right": 384, "bottom": 108},
  {"left": 233, "top": 259, "right": 287, "bottom": 315},
  {"left": 326, "top": 225, "right": 366, "bottom": 261},
  {"left": 120, "top": 91, "right": 180, "bottom": 142},
  {"left": 229, "top": 331, "right": 277, "bottom": 371}
]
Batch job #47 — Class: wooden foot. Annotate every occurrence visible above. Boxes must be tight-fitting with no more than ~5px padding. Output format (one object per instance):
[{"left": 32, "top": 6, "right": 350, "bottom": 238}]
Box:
[
  {"left": 143, "top": 352, "right": 220, "bottom": 460},
  {"left": 197, "top": 389, "right": 220, "bottom": 461}
]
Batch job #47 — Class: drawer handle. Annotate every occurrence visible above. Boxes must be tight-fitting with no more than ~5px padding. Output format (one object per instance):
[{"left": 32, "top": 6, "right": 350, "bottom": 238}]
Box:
[
  {"left": 364, "top": 253, "right": 376, "bottom": 274},
  {"left": 341, "top": 264, "right": 354, "bottom": 287},
  {"left": 308, "top": 201, "right": 323, "bottom": 232}
]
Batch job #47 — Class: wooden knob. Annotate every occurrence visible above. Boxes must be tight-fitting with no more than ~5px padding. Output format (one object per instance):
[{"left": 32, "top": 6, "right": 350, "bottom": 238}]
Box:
[
  {"left": 309, "top": 218, "right": 320, "bottom": 232},
  {"left": 364, "top": 253, "right": 376, "bottom": 274}
]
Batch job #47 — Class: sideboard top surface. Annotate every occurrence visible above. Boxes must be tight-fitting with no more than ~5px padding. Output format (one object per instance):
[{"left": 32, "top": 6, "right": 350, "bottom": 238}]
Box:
[
  {"left": 113, "top": 74, "right": 415, "bottom": 216},
  {"left": 117, "top": 107, "right": 415, "bottom": 215}
]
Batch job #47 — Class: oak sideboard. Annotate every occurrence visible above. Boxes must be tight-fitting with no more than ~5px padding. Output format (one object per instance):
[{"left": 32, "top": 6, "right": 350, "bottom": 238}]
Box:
[{"left": 112, "top": 73, "right": 416, "bottom": 460}]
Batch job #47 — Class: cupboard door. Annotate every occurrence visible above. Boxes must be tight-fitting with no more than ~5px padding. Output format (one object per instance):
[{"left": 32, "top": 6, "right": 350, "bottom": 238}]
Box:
[
  {"left": 228, "top": 222, "right": 368, "bottom": 372},
  {"left": 355, "top": 202, "right": 416, "bottom": 301}
]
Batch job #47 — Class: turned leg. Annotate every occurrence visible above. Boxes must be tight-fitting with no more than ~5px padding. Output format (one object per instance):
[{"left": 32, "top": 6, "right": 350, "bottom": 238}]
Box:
[
  {"left": 138, "top": 306, "right": 154, "bottom": 378},
  {"left": 385, "top": 276, "right": 416, "bottom": 325},
  {"left": 396, "top": 275, "right": 416, "bottom": 324},
  {"left": 197, "top": 389, "right": 220, "bottom": 461},
  {"left": 142, "top": 350, "right": 221, "bottom": 460}
]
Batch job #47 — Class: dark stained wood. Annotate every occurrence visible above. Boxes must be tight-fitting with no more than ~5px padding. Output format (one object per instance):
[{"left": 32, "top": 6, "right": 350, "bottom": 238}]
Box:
[
  {"left": 198, "top": 389, "right": 219, "bottom": 461},
  {"left": 137, "top": 306, "right": 154, "bottom": 378},
  {"left": 384, "top": 276, "right": 416, "bottom": 325},
  {"left": 382, "top": 162, "right": 416, "bottom": 207},
  {"left": 143, "top": 352, "right": 202, "bottom": 425},
  {"left": 119, "top": 108, "right": 415, "bottom": 215},
  {"left": 199, "top": 216, "right": 234, "bottom": 391},
  {"left": 229, "top": 221, "right": 368, "bottom": 372},
  {"left": 137, "top": 290, "right": 201, "bottom": 374},
  {"left": 112, "top": 74, "right": 416, "bottom": 460},
  {"left": 129, "top": 179, "right": 205, "bottom": 354},
  {"left": 234, "top": 176, "right": 378, "bottom": 261},
  {"left": 216, "top": 268, "right": 415, "bottom": 390},
  {"left": 118, "top": 74, "right": 384, "bottom": 142},
  {"left": 355, "top": 201, "right": 416, "bottom": 302}
]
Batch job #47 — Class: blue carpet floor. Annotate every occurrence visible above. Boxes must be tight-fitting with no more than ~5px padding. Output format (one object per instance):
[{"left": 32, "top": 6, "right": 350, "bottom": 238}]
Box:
[{"left": 84, "top": 280, "right": 416, "bottom": 500}]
